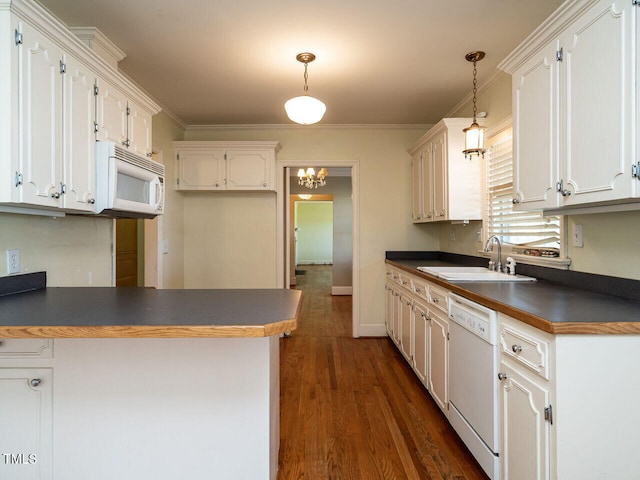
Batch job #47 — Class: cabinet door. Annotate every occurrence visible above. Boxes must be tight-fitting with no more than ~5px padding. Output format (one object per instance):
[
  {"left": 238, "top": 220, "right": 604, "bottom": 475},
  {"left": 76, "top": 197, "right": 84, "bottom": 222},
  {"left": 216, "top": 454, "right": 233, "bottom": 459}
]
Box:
[
  {"left": 17, "top": 21, "right": 62, "bottom": 207},
  {"left": 128, "top": 100, "right": 152, "bottom": 158},
  {"left": 176, "top": 148, "right": 225, "bottom": 190},
  {"left": 226, "top": 149, "right": 274, "bottom": 190},
  {"left": 421, "top": 147, "right": 435, "bottom": 221},
  {"left": 561, "top": 0, "right": 635, "bottom": 205},
  {"left": 500, "top": 362, "right": 550, "bottom": 480},
  {"left": 428, "top": 308, "right": 448, "bottom": 412},
  {"left": 399, "top": 292, "right": 412, "bottom": 362},
  {"left": 411, "top": 152, "right": 423, "bottom": 222},
  {"left": 63, "top": 54, "right": 96, "bottom": 211},
  {"left": 431, "top": 132, "right": 447, "bottom": 220},
  {"left": 385, "top": 283, "right": 394, "bottom": 337},
  {"left": 412, "top": 301, "right": 429, "bottom": 386},
  {"left": 95, "top": 79, "right": 128, "bottom": 147},
  {"left": 392, "top": 288, "right": 401, "bottom": 346},
  {"left": 512, "top": 41, "right": 559, "bottom": 210},
  {"left": 0, "top": 368, "right": 52, "bottom": 480}
]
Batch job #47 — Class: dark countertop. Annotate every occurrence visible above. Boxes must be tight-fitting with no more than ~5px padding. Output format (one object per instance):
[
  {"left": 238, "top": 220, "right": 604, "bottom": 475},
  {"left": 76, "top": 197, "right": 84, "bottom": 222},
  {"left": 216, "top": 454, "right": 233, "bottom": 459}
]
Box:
[
  {"left": 0, "top": 287, "right": 302, "bottom": 338},
  {"left": 387, "top": 259, "right": 640, "bottom": 334}
]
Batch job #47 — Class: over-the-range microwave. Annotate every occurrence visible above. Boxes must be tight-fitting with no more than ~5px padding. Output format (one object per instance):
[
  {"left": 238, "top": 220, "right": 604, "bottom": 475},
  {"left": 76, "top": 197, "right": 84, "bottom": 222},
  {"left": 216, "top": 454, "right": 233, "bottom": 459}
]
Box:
[{"left": 95, "top": 142, "right": 165, "bottom": 219}]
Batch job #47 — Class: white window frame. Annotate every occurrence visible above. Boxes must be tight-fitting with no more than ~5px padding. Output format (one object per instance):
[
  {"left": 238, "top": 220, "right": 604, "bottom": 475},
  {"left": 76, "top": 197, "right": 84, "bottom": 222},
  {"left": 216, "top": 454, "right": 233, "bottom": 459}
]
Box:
[{"left": 481, "top": 117, "right": 570, "bottom": 269}]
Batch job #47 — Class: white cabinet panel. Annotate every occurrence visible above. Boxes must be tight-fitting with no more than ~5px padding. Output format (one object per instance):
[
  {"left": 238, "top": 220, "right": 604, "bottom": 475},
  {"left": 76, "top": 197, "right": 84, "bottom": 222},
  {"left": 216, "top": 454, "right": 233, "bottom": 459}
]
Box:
[
  {"left": 412, "top": 300, "right": 429, "bottom": 387},
  {"left": 127, "top": 99, "right": 152, "bottom": 158},
  {"left": 500, "top": 361, "right": 550, "bottom": 480},
  {"left": 428, "top": 308, "right": 449, "bottom": 413},
  {"left": 63, "top": 54, "right": 96, "bottom": 210},
  {"left": 95, "top": 80, "right": 128, "bottom": 146},
  {"left": 408, "top": 118, "right": 482, "bottom": 223},
  {"left": 503, "top": 0, "right": 638, "bottom": 212},
  {"left": 399, "top": 292, "right": 412, "bottom": 362},
  {"left": 17, "top": 20, "right": 62, "bottom": 208},
  {"left": 0, "top": 368, "right": 52, "bottom": 480},
  {"left": 174, "top": 142, "right": 280, "bottom": 191}
]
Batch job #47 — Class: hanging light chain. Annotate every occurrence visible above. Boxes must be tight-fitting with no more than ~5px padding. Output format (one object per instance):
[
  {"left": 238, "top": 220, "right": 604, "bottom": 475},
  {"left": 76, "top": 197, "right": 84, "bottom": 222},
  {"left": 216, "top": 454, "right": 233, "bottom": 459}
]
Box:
[
  {"left": 471, "top": 58, "right": 478, "bottom": 122},
  {"left": 303, "top": 61, "right": 309, "bottom": 95}
]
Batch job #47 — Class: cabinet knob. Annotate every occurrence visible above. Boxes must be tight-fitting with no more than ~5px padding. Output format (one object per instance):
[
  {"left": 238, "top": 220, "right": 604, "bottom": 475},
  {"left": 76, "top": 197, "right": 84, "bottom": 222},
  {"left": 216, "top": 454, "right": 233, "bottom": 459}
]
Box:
[
  {"left": 30, "top": 378, "right": 42, "bottom": 388},
  {"left": 215, "top": 182, "right": 220, "bottom": 187},
  {"left": 498, "top": 372, "right": 508, "bottom": 381},
  {"left": 432, "top": 297, "right": 439, "bottom": 303},
  {"left": 51, "top": 192, "right": 60, "bottom": 199},
  {"left": 88, "top": 198, "right": 95, "bottom": 205},
  {"left": 262, "top": 182, "right": 267, "bottom": 187},
  {"left": 512, "top": 198, "right": 520, "bottom": 204},
  {"left": 512, "top": 344, "right": 522, "bottom": 354}
]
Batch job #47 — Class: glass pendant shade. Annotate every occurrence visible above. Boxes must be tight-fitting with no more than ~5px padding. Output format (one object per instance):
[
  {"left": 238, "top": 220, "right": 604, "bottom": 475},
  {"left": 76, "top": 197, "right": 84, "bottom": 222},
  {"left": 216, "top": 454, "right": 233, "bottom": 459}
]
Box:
[
  {"left": 285, "top": 95, "right": 326, "bottom": 125},
  {"left": 463, "top": 122, "right": 486, "bottom": 159}
]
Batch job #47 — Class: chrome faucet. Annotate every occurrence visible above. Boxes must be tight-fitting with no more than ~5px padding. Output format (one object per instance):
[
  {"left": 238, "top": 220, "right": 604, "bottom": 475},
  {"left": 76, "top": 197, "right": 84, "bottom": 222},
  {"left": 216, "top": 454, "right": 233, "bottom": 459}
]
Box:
[{"left": 484, "top": 235, "right": 502, "bottom": 273}]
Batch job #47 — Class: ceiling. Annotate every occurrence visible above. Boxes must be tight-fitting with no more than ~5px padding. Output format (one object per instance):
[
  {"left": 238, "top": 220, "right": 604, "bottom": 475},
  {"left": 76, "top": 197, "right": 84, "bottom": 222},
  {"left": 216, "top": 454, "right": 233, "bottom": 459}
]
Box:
[{"left": 39, "top": 0, "right": 564, "bottom": 126}]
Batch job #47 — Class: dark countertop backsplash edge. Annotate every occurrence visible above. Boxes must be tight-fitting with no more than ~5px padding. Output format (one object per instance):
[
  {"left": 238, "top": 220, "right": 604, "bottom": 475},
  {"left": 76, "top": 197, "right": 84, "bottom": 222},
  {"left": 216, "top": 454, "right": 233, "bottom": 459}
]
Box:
[
  {"left": 385, "top": 251, "right": 640, "bottom": 303},
  {"left": 0, "top": 271, "right": 47, "bottom": 297}
]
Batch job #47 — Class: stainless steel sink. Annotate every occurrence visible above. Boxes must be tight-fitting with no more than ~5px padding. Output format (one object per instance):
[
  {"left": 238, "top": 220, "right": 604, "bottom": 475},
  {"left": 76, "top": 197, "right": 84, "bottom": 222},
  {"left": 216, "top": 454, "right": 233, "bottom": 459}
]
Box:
[{"left": 417, "top": 266, "right": 536, "bottom": 282}]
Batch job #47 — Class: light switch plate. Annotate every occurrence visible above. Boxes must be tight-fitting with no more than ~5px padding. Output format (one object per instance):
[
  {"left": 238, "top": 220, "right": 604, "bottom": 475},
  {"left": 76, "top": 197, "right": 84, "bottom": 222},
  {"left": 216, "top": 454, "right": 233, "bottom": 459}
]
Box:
[{"left": 572, "top": 224, "right": 584, "bottom": 248}]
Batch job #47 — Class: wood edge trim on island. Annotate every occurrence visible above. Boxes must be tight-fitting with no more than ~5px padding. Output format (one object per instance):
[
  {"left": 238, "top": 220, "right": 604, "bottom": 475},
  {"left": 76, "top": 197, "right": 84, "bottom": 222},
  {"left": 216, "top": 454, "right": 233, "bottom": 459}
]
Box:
[
  {"left": 386, "top": 260, "right": 640, "bottom": 335},
  {"left": 0, "top": 318, "right": 299, "bottom": 339}
]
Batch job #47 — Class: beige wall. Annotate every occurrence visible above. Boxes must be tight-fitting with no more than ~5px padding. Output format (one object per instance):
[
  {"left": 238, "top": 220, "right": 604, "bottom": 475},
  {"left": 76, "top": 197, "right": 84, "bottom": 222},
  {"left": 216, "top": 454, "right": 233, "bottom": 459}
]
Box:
[
  {"left": 183, "top": 126, "right": 438, "bottom": 332},
  {"left": 0, "top": 213, "right": 113, "bottom": 286}
]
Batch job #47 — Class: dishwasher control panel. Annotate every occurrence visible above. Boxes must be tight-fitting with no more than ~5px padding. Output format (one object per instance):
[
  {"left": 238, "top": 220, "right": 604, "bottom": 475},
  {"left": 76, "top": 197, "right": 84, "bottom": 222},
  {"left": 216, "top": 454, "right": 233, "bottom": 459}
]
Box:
[{"left": 448, "top": 293, "right": 498, "bottom": 345}]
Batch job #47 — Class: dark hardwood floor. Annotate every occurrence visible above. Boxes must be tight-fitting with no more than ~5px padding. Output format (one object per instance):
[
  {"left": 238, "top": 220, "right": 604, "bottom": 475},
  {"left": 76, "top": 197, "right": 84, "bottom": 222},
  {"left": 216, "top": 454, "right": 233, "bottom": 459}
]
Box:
[{"left": 278, "top": 265, "right": 490, "bottom": 480}]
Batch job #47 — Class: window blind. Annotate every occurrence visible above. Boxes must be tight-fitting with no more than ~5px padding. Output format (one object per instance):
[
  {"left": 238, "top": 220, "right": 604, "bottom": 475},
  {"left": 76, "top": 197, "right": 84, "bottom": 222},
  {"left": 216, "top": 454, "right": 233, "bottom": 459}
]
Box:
[{"left": 486, "top": 130, "right": 560, "bottom": 253}]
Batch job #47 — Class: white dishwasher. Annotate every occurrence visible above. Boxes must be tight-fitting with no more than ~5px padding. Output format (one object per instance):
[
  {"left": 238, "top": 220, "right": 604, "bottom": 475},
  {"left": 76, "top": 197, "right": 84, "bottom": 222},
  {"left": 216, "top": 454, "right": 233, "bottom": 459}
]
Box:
[{"left": 448, "top": 293, "right": 500, "bottom": 480}]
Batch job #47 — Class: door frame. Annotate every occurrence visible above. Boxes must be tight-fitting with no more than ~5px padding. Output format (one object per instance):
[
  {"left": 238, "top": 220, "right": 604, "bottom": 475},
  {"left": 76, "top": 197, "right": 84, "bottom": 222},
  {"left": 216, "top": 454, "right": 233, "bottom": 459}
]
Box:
[{"left": 276, "top": 160, "right": 360, "bottom": 338}]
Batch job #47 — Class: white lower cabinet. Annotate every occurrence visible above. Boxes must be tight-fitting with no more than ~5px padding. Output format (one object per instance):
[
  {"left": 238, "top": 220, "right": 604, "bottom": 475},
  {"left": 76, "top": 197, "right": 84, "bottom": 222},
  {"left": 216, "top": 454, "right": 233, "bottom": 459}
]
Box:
[
  {"left": 412, "top": 300, "right": 429, "bottom": 386},
  {"left": 499, "top": 315, "right": 552, "bottom": 480},
  {"left": 0, "top": 368, "right": 52, "bottom": 480},
  {"left": 427, "top": 308, "right": 449, "bottom": 413},
  {"left": 384, "top": 266, "right": 449, "bottom": 415},
  {"left": 399, "top": 291, "right": 413, "bottom": 362},
  {"left": 499, "top": 361, "right": 550, "bottom": 480}
]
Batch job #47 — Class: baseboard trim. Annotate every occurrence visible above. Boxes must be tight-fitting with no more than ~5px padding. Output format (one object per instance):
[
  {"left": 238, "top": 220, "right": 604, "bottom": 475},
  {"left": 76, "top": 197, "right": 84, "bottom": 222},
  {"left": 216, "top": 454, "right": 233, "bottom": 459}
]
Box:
[
  {"left": 356, "top": 324, "right": 387, "bottom": 338},
  {"left": 331, "top": 286, "right": 352, "bottom": 296}
]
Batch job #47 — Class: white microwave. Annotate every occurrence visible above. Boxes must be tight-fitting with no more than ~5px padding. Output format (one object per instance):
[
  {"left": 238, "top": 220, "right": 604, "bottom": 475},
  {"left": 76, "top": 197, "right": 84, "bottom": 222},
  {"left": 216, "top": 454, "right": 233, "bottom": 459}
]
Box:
[{"left": 95, "top": 142, "right": 165, "bottom": 219}]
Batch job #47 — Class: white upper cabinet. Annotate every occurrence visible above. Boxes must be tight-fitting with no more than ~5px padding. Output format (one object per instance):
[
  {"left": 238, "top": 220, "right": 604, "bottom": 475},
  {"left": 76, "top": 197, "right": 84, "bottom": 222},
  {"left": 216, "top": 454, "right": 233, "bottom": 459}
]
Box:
[
  {"left": 0, "top": 0, "right": 160, "bottom": 214},
  {"left": 500, "top": 0, "right": 638, "bottom": 212},
  {"left": 408, "top": 118, "right": 482, "bottom": 223},
  {"left": 174, "top": 142, "right": 281, "bottom": 191},
  {"left": 95, "top": 82, "right": 153, "bottom": 158}
]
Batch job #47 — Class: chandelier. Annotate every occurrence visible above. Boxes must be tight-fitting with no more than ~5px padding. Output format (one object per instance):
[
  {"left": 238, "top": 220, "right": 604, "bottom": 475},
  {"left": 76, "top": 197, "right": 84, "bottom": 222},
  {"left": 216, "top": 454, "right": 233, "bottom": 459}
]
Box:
[
  {"left": 462, "top": 51, "right": 486, "bottom": 159},
  {"left": 297, "top": 167, "right": 327, "bottom": 189},
  {"left": 284, "top": 53, "right": 326, "bottom": 125}
]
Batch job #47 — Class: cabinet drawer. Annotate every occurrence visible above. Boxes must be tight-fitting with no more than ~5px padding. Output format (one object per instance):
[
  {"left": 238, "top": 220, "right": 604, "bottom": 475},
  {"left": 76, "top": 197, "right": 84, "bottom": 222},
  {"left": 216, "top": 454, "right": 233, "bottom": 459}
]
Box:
[
  {"left": 412, "top": 278, "right": 429, "bottom": 301},
  {"left": 500, "top": 326, "right": 548, "bottom": 379},
  {"left": 0, "top": 339, "right": 53, "bottom": 358},
  {"left": 398, "top": 273, "right": 413, "bottom": 292},
  {"left": 428, "top": 286, "right": 448, "bottom": 314}
]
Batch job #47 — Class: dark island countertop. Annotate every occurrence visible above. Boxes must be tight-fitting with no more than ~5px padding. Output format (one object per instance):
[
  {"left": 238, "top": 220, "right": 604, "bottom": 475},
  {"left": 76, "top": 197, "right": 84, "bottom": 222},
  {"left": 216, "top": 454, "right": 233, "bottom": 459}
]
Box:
[
  {"left": 0, "top": 287, "right": 302, "bottom": 338},
  {"left": 387, "top": 259, "right": 640, "bottom": 335}
]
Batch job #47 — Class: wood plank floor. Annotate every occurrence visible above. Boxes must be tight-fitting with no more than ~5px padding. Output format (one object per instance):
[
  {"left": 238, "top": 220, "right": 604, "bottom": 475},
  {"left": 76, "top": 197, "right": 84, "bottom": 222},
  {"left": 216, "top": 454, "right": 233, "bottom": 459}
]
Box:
[{"left": 278, "top": 265, "right": 490, "bottom": 480}]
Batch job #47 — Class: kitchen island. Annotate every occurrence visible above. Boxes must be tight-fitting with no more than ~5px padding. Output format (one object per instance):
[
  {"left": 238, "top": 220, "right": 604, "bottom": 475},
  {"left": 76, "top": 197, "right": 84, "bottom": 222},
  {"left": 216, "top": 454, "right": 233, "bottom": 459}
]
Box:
[{"left": 0, "top": 280, "right": 301, "bottom": 480}]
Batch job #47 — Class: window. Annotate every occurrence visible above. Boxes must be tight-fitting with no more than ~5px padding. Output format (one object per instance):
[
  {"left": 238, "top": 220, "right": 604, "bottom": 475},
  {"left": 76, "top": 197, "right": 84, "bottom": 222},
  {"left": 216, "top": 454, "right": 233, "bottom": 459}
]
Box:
[{"left": 484, "top": 120, "right": 565, "bottom": 262}]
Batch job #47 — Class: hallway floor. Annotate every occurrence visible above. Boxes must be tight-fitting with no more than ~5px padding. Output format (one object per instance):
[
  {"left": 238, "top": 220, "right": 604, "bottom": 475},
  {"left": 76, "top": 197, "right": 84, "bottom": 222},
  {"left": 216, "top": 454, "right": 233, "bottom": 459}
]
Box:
[{"left": 277, "top": 265, "right": 489, "bottom": 480}]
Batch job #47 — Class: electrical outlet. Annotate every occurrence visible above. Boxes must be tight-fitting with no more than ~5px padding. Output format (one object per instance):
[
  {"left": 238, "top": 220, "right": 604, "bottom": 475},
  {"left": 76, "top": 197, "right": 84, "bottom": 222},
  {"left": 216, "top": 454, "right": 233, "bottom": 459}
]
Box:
[{"left": 7, "top": 249, "right": 20, "bottom": 274}]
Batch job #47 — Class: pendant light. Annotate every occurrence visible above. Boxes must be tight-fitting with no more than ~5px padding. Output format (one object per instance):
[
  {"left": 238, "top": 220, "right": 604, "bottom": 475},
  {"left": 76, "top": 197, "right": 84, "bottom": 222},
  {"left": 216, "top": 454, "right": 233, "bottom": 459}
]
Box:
[
  {"left": 284, "top": 53, "right": 326, "bottom": 125},
  {"left": 462, "top": 51, "right": 486, "bottom": 159}
]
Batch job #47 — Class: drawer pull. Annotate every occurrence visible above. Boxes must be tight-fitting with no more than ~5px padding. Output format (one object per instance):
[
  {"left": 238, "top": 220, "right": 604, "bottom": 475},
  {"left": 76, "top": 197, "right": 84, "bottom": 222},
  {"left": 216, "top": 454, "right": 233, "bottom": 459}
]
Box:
[
  {"left": 30, "top": 378, "right": 42, "bottom": 388},
  {"left": 512, "top": 344, "right": 522, "bottom": 354},
  {"left": 498, "top": 372, "right": 508, "bottom": 381},
  {"left": 432, "top": 297, "right": 439, "bottom": 303}
]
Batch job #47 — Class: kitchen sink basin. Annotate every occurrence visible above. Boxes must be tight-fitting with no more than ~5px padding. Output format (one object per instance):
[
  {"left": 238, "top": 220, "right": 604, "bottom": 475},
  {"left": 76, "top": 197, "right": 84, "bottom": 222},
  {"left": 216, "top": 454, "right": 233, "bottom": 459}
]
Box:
[{"left": 417, "top": 266, "right": 536, "bottom": 282}]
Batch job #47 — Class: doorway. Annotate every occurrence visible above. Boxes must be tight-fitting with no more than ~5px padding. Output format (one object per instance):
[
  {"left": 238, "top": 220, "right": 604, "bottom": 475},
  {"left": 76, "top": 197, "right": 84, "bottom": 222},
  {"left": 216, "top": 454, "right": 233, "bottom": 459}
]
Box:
[
  {"left": 115, "top": 218, "right": 142, "bottom": 286},
  {"left": 277, "top": 160, "right": 360, "bottom": 337}
]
